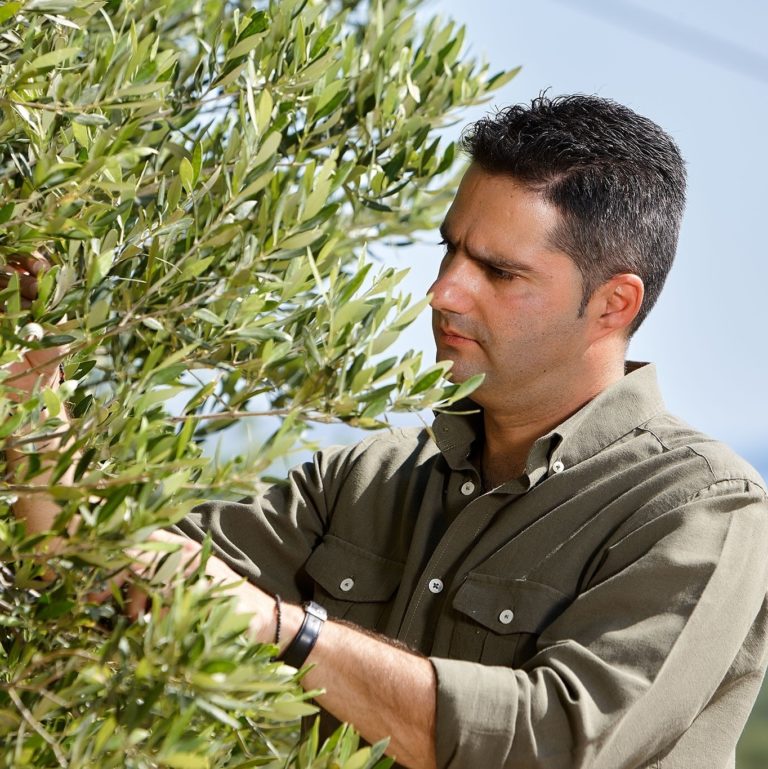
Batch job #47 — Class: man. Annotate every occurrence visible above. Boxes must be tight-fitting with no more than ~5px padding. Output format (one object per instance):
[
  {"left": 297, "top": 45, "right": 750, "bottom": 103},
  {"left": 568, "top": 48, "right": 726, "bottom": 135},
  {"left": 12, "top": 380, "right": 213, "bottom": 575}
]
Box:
[{"left": 9, "top": 95, "right": 768, "bottom": 769}]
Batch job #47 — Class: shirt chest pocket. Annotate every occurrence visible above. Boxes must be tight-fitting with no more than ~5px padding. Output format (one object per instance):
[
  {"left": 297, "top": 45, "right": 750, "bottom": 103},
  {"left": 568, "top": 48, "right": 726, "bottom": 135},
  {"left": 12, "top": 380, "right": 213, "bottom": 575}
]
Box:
[
  {"left": 447, "top": 574, "right": 571, "bottom": 667},
  {"left": 303, "top": 534, "right": 404, "bottom": 631}
]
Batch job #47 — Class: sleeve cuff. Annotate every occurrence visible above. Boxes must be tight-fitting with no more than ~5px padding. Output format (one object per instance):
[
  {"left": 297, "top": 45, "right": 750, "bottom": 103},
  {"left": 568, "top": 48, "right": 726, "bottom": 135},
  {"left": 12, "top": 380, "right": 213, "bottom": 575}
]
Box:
[{"left": 430, "top": 656, "right": 521, "bottom": 769}]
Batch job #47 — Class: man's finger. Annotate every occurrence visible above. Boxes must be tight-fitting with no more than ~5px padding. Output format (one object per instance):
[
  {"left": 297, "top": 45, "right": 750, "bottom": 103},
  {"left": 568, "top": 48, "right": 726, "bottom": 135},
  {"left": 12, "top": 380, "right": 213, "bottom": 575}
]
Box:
[
  {"left": 0, "top": 267, "right": 40, "bottom": 300},
  {"left": 0, "top": 253, "right": 50, "bottom": 303},
  {"left": 17, "top": 272, "right": 39, "bottom": 300},
  {"left": 125, "top": 583, "right": 150, "bottom": 620},
  {"left": 6, "top": 252, "right": 50, "bottom": 276},
  {"left": 145, "top": 530, "right": 205, "bottom": 575}
]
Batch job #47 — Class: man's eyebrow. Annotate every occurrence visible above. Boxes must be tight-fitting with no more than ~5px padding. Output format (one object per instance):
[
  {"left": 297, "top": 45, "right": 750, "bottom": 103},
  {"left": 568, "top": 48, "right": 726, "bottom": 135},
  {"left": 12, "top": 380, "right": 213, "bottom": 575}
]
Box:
[
  {"left": 479, "top": 253, "right": 538, "bottom": 275},
  {"left": 438, "top": 221, "right": 538, "bottom": 275}
]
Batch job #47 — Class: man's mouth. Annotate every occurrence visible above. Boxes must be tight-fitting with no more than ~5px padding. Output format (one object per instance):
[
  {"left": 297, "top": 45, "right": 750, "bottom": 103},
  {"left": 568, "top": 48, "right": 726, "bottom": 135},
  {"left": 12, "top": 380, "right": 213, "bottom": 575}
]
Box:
[{"left": 437, "top": 325, "right": 477, "bottom": 345}]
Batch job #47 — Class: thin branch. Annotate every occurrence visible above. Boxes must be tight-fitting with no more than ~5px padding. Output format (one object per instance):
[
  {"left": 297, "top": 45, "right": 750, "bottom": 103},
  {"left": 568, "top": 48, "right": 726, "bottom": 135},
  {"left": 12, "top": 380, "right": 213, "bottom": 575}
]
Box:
[
  {"left": 2, "top": 649, "right": 101, "bottom": 689},
  {"left": 7, "top": 687, "right": 69, "bottom": 768},
  {"left": 2, "top": 347, "right": 72, "bottom": 385},
  {"left": 2, "top": 428, "right": 72, "bottom": 450},
  {"left": 168, "top": 408, "right": 295, "bottom": 422}
]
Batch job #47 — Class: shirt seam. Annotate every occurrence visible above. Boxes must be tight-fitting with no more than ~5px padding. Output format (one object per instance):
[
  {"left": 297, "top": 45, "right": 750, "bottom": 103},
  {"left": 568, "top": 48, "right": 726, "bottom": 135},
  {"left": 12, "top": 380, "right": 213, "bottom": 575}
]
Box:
[
  {"left": 689, "top": 477, "right": 768, "bottom": 501},
  {"left": 685, "top": 444, "right": 717, "bottom": 478},
  {"left": 557, "top": 407, "right": 666, "bottom": 474},
  {"left": 594, "top": 477, "right": 766, "bottom": 567},
  {"left": 640, "top": 424, "right": 767, "bottom": 496}
]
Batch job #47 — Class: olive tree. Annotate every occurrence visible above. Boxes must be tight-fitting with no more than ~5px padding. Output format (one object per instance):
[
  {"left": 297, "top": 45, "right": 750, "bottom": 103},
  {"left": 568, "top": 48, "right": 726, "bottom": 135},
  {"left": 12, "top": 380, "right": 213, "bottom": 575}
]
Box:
[{"left": 0, "top": 0, "right": 515, "bottom": 765}]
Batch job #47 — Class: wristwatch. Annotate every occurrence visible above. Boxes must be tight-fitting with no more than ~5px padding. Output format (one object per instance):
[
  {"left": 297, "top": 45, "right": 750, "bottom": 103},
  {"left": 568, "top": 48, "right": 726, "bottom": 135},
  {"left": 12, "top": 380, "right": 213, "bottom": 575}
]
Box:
[{"left": 278, "top": 601, "right": 327, "bottom": 668}]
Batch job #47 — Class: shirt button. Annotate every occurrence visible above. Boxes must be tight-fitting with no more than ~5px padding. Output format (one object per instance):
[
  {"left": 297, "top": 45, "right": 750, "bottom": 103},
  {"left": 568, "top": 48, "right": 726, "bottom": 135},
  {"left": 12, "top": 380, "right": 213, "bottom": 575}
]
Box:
[
  {"left": 339, "top": 577, "right": 354, "bottom": 592},
  {"left": 551, "top": 460, "right": 565, "bottom": 474},
  {"left": 460, "top": 480, "right": 476, "bottom": 496},
  {"left": 499, "top": 609, "right": 515, "bottom": 625},
  {"left": 428, "top": 578, "right": 444, "bottom": 594}
]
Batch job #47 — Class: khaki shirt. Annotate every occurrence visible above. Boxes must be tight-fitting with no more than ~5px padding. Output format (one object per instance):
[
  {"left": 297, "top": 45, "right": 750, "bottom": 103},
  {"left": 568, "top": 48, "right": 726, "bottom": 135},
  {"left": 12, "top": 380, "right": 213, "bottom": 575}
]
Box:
[{"left": 180, "top": 363, "right": 768, "bottom": 768}]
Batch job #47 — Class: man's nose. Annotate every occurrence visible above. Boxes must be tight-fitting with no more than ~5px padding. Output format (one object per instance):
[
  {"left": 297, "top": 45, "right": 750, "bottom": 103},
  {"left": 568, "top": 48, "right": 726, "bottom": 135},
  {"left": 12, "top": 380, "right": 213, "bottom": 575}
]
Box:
[{"left": 428, "top": 254, "right": 474, "bottom": 314}]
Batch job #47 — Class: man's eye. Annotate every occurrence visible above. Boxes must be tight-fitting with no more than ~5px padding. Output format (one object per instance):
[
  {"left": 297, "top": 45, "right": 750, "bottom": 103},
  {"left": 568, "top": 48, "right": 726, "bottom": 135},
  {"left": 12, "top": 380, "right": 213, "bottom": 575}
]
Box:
[{"left": 487, "top": 265, "right": 516, "bottom": 281}]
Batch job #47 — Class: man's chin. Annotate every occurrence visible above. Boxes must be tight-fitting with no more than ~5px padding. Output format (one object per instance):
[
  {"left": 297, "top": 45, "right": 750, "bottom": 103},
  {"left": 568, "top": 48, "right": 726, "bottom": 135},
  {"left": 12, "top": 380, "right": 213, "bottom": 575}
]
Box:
[{"left": 436, "top": 357, "right": 483, "bottom": 386}]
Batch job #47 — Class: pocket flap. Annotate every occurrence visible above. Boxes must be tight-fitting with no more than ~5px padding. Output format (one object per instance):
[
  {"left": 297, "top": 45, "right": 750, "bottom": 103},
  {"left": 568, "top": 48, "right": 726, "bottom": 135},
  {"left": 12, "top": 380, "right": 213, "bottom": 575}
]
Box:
[
  {"left": 304, "top": 535, "right": 404, "bottom": 602},
  {"left": 452, "top": 574, "right": 570, "bottom": 635}
]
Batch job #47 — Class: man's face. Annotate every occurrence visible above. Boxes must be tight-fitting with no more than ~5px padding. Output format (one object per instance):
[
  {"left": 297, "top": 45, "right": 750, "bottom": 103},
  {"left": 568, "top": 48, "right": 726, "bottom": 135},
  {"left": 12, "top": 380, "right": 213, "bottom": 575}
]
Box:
[{"left": 429, "top": 164, "right": 593, "bottom": 412}]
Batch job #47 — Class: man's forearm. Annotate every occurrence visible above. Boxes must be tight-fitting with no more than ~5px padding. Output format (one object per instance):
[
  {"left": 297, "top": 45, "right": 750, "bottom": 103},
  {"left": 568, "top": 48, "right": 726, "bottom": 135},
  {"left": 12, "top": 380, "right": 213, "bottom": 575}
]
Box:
[
  {"left": 133, "top": 534, "right": 440, "bottom": 768},
  {"left": 279, "top": 603, "right": 438, "bottom": 769},
  {"left": 6, "top": 405, "right": 74, "bottom": 536}
]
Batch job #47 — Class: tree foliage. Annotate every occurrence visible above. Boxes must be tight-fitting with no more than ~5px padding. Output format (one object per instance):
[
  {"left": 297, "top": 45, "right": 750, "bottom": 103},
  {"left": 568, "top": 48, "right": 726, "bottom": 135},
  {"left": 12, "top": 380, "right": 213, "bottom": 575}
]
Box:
[{"left": 0, "top": 0, "right": 515, "bottom": 765}]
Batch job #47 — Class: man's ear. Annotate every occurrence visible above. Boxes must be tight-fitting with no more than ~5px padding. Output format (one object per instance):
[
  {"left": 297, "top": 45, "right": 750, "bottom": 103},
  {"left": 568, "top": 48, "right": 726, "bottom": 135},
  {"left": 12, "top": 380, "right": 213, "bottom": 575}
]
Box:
[{"left": 588, "top": 273, "right": 645, "bottom": 339}]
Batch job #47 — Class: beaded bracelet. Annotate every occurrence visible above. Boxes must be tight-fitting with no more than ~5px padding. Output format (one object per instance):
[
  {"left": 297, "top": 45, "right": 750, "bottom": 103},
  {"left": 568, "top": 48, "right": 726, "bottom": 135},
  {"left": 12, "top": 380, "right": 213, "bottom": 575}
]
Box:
[{"left": 273, "top": 593, "right": 282, "bottom": 647}]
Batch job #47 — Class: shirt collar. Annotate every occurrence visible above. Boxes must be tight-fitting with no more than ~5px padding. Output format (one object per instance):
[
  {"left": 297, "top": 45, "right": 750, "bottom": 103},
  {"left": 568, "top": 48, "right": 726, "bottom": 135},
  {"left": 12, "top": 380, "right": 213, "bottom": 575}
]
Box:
[
  {"left": 551, "top": 362, "right": 665, "bottom": 470},
  {"left": 432, "top": 362, "right": 665, "bottom": 483},
  {"left": 431, "top": 400, "right": 483, "bottom": 473}
]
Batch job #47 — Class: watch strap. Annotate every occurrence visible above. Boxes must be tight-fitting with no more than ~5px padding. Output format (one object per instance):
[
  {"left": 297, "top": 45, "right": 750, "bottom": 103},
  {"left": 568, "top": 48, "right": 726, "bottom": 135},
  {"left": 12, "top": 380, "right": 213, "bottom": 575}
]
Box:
[{"left": 278, "top": 601, "right": 327, "bottom": 668}]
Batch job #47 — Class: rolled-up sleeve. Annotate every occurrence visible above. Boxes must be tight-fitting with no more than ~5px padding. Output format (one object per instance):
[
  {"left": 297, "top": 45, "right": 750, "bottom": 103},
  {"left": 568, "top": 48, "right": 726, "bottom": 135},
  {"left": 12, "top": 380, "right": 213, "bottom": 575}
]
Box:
[
  {"left": 175, "top": 445, "right": 352, "bottom": 601},
  {"left": 431, "top": 480, "right": 768, "bottom": 769}
]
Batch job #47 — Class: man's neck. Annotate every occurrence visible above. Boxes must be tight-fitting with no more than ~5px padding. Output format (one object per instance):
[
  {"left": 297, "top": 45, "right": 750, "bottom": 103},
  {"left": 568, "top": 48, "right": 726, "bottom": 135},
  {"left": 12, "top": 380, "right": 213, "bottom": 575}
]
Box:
[{"left": 478, "top": 359, "right": 626, "bottom": 488}]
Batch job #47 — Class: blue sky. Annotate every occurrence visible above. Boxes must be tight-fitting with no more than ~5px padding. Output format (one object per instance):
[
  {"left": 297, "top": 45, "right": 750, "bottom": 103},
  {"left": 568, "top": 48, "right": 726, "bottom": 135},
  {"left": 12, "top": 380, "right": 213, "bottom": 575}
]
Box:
[{"left": 382, "top": 0, "right": 768, "bottom": 476}]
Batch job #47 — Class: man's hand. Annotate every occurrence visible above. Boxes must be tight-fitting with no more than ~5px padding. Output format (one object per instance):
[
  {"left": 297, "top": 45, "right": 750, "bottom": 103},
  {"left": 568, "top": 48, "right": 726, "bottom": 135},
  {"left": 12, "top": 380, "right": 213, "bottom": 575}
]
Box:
[
  {"left": 107, "top": 530, "right": 437, "bottom": 769},
  {"left": 118, "top": 530, "right": 279, "bottom": 642},
  {"left": 0, "top": 252, "right": 47, "bottom": 307},
  {"left": 0, "top": 252, "right": 65, "bottom": 398},
  {"left": 2, "top": 252, "right": 74, "bottom": 537}
]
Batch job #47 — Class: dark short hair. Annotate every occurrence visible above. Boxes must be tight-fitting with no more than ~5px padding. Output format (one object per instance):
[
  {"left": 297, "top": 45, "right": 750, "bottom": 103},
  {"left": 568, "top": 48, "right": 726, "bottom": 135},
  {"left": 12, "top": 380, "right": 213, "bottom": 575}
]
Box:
[{"left": 460, "top": 94, "right": 687, "bottom": 334}]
